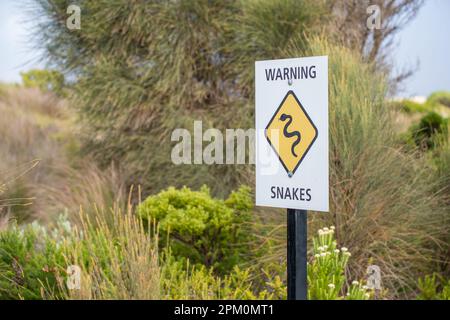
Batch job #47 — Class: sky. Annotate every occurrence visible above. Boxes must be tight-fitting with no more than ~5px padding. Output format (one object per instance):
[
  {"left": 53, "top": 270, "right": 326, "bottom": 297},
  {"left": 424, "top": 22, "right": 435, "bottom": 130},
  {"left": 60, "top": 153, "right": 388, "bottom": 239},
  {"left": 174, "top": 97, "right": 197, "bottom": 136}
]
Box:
[
  {"left": 0, "top": 1, "right": 45, "bottom": 83},
  {"left": 0, "top": 0, "right": 449, "bottom": 98},
  {"left": 391, "top": 0, "right": 450, "bottom": 97}
]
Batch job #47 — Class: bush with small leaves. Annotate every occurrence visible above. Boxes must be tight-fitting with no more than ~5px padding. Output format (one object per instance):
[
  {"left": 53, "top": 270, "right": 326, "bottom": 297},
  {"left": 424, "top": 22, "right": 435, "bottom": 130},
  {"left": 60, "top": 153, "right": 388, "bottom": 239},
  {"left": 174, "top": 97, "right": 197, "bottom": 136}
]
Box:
[
  {"left": 0, "top": 221, "right": 68, "bottom": 299},
  {"left": 138, "top": 185, "right": 254, "bottom": 273},
  {"left": 391, "top": 99, "right": 428, "bottom": 114},
  {"left": 427, "top": 91, "right": 450, "bottom": 109},
  {"left": 411, "top": 112, "right": 448, "bottom": 150}
]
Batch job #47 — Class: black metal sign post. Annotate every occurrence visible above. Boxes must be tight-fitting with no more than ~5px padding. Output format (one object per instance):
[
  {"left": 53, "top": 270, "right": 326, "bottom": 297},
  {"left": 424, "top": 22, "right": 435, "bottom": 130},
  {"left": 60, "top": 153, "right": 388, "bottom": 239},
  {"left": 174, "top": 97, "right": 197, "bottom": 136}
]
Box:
[{"left": 287, "top": 208, "right": 307, "bottom": 300}]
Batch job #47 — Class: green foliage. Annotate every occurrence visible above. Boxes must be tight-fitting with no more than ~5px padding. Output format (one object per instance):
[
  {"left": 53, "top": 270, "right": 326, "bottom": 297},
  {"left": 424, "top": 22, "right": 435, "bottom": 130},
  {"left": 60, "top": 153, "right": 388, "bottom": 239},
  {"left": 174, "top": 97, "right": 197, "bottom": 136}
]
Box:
[
  {"left": 30, "top": 0, "right": 328, "bottom": 197},
  {"left": 0, "top": 205, "right": 282, "bottom": 300},
  {"left": 0, "top": 221, "right": 67, "bottom": 299},
  {"left": 160, "top": 255, "right": 284, "bottom": 300},
  {"left": 308, "top": 227, "right": 371, "bottom": 300},
  {"left": 390, "top": 94, "right": 450, "bottom": 115},
  {"left": 411, "top": 112, "right": 448, "bottom": 150},
  {"left": 391, "top": 99, "right": 429, "bottom": 114},
  {"left": 20, "top": 69, "right": 65, "bottom": 96},
  {"left": 417, "top": 274, "right": 450, "bottom": 300},
  {"left": 138, "top": 186, "right": 254, "bottom": 273},
  {"left": 3, "top": 206, "right": 377, "bottom": 300},
  {"left": 427, "top": 91, "right": 450, "bottom": 109},
  {"left": 13, "top": 1, "right": 449, "bottom": 300}
]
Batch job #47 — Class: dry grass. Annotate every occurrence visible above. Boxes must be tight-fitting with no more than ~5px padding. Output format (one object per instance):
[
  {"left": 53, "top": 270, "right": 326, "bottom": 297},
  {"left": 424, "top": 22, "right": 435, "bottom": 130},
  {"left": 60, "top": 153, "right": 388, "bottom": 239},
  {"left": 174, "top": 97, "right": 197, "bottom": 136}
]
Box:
[
  {"left": 0, "top": 85, "right": 125, "bottom": 223},
  {"left": 37, "top": 161, "right": 126, "bottom": 224},
  {"left": 0, "top": 85, "right": 69, "bottom": 220},
  {"left": 59, "top": 205, "right": 161, "bottom": 300}
]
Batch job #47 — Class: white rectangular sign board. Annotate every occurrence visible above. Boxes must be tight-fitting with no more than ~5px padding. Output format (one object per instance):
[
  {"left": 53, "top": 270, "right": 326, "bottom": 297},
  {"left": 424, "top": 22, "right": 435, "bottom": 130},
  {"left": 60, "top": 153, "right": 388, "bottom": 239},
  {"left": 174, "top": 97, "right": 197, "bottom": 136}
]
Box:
[{"left": 255, "top": 56, "right": 329, "bottom": 212}]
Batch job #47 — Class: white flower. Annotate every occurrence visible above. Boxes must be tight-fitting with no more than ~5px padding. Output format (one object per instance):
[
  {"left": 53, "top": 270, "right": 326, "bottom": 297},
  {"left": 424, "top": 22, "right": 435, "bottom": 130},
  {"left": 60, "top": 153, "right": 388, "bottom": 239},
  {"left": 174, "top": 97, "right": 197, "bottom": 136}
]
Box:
[
  {"left": 344, "top": 252, "right": 351, "bottom": 257},
  {"left": 326, "top": 251, "right": 331, "bottom": 256},
  {"left": 330, "top": 226, "right": 335, "bottom": 230},
  {"left": 328, "top": 283, "right": 335, "bottom": 289},
  {"left": 352, "top": 280, "right": 359, "bottom": 286},
  {"left": 334, "top": 249, "right": 340, "bottom": 254},
  {"left": 318, "top": 246, "right": 325, "bottom": 251},
  {"left": 341, "top": 247, "right": 348, "bottom": 252},
  {"left": 320, "top": 252, "right": 326, "bottom": 257},
  {"left": 365, "top": 293, "right": 370, "bottom": 298},
  {"left": 323, "top": 227, "right": 329, "bottom": 232},
  {"left": 362, "top": 285, "right": 369, "bottom": 290},
  {"left": 323, "top": 245, "right": 328, "bottom": 250},
  {"left": 314, "top": 254, "right": 320, "bottom": 258}
]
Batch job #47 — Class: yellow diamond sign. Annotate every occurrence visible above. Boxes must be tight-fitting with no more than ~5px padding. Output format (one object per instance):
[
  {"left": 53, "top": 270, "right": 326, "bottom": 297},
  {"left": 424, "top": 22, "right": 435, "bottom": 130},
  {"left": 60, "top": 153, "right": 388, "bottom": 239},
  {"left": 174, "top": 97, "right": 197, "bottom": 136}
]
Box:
[{"left": 265, "top": 90, "right": 318, "bottom": 177}]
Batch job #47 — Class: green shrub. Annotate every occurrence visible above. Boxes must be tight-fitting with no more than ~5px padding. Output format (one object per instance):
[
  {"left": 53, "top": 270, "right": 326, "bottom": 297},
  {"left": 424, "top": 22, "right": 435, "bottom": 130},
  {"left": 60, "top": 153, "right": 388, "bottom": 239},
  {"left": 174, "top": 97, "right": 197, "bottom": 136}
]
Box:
[
  {"left": 160, "top": 255, "right": 285, "bottom": 300},
  {"left": 417, "top": 274, "right": 450, "bottom": 300},
  {"left": 1, "top": 201, "right": 378, "bottom": 300},
  {"left": 0, "top": 221, "right": 67, "bottom": 299},
  {"left": 67, "top": 204, "right": 283, "bottom": 300},
  {"left": 0, "top": 206, "right": 280, "bottom": 300},
  {"left": 411, "top": 112, "right": 448, "bottom": 150},
  {"left": 391, "top": 99, "right": 429, "bottom": 114},
  {"left": 20, "top": 69, "right": 65, "bottom": 96},
  {"left": 427, "top": 91, "right": 450, "bottom": 109},
  {"left": 138, "top": 186, "right": 254, "bottom": 273}
]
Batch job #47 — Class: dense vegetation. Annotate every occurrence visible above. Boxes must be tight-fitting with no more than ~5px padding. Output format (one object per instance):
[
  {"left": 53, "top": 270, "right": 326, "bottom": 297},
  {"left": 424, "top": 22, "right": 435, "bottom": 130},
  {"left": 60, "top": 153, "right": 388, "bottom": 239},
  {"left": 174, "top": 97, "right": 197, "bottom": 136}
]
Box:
[
  {"left": 0, "top": 0, "right": 448, "bottom": 299},
  {"left": 0, "top": 197, "right": 372, "bottom": 300}
]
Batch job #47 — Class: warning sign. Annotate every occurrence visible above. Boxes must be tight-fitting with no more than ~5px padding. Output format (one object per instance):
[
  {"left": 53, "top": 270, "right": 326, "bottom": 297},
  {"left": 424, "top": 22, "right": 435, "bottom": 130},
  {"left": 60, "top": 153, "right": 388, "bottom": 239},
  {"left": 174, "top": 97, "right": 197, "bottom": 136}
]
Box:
[
  {"left": 255, "top": 56, "right": 329, "bottom": 212},
  {"left": 265, "top": 90, "right": 318, "bottom": 177}
]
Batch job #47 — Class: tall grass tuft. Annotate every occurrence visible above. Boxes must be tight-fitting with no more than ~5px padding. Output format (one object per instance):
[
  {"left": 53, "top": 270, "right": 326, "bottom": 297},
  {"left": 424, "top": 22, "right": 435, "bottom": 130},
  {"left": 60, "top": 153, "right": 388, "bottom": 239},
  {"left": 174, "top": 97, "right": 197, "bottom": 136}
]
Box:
[
  {"left": 55, "top": 204, "right": 280, "bottom": 300},
  {"left": 61, "top": 205, "right": 161, "bottom": 299}
]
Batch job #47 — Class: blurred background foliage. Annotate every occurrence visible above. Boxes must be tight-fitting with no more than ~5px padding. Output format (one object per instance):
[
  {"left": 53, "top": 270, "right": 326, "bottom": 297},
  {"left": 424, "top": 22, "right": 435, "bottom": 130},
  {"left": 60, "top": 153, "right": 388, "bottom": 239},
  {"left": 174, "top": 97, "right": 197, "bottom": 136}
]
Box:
[
  {"left": 27, "top": 0, "right": 423, "bottom": 197},
  {"left": 0, "top": 0, "right": 447, "bottom": 299},
  {"left": 20, "top": 69, "right": 66, "bottom": 97}
]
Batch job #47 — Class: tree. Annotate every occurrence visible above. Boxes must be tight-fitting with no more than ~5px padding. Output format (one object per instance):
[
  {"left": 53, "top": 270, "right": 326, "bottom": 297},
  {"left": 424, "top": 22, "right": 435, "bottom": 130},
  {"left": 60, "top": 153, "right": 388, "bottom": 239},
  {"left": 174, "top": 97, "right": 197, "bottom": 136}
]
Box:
[
  {"left": 29, "top": 0, "right": 328, "bottom": 196},
  {"left": 328, "top": 0, "right": 423, "bottom": 86},
  {"left": 28, "top": 0, "right": 423, "bottom": 195}
]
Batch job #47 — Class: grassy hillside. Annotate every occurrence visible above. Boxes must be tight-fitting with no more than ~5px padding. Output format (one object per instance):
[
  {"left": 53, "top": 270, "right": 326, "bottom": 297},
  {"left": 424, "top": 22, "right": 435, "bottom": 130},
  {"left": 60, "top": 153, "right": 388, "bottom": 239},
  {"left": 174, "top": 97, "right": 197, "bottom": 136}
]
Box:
[{"left": 0, "top": 84, "right": 124, "bottom": 224}]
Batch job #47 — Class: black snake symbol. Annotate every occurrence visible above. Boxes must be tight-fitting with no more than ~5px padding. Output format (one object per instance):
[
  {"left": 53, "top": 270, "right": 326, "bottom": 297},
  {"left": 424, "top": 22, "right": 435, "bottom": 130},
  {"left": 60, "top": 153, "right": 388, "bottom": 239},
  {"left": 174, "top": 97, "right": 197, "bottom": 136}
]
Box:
[{"left": 279, "top": 113, "right": 301, "bottom": 157}]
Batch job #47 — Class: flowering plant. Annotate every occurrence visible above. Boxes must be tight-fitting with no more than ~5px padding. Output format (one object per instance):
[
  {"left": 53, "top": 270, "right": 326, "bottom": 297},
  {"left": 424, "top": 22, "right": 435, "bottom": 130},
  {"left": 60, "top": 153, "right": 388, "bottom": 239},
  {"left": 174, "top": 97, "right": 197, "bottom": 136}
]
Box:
[{"left": 308, "top": 226, "right": 371, "bottom": 300}]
